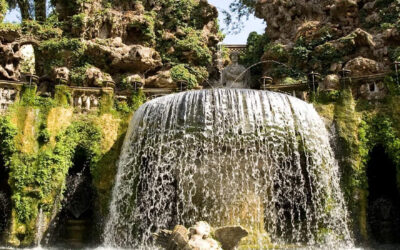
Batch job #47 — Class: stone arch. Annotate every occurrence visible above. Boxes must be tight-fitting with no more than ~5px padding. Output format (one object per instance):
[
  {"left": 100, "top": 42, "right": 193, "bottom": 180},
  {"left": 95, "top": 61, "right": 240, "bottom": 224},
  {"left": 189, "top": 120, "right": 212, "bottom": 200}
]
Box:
[
  {"left": 367, "top": 145, "right": 400, "bottom": 243},
  {"left": 45, "top": 145, "right": 96, "bottom": 248}
]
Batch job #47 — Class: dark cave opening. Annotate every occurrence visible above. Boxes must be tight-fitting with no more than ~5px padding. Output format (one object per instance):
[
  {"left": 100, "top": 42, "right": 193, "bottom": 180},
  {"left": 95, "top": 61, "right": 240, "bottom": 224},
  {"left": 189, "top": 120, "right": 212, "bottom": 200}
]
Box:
[
  {"left": 367, "top": 145, "right": 400, "bottom": 244},
  {"left": 0, "top": 157, "right": 11, "bottom": 239},
  {"left": 125, "top": 26, "right": 144, "bottom": 45},
  {"left": 46, "top": 147, "right": 95, "bottom": 248}
]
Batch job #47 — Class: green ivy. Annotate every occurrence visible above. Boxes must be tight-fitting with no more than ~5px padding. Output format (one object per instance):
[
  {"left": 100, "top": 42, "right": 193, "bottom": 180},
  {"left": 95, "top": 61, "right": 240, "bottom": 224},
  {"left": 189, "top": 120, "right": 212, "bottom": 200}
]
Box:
[{"left": 171, "top": 64, "right": 198, "bottom": 89}]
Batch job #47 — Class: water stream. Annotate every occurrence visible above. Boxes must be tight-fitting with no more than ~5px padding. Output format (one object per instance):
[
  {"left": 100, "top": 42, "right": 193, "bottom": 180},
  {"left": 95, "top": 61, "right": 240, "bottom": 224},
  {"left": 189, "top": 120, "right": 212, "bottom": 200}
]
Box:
[{"left": 103, "top": 89, "right": 353, "bottom": 248}]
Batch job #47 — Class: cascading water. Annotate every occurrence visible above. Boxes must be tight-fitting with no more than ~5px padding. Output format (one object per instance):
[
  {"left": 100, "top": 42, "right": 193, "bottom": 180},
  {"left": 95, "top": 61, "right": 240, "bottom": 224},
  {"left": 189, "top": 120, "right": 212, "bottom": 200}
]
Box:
[{"left": 104, "top": 89, "right": 353, "bottom": 248}]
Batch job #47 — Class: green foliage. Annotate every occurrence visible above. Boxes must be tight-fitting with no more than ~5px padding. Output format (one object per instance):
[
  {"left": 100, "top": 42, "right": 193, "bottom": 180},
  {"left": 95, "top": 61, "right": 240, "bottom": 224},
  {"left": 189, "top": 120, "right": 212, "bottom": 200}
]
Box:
[
  {"left": 8, "top": 120, "right": 101, "bottom": 227},
  {"left": 174, "top": 27, "right": 212, "bottom": 66},
  {"left": 0, "top": 117, "right": 17, "bottom": 167},
  {"left": 128, "top": 11, "right": 156, "bottom": 46},
  {"left": 317, "top": 90, "right": 341, "bottom": 104},
  {"left": 131, "top": 88, "right": 146, "bottom": 112},
  {"left": 71, "top": 13, "right": 87, "bottom": 32},
  {"left": 99, "top": 90, "right": 114, "bottom": 114},
  {"left": 54, "top": 85, "right": 72, "bottom": 106},
  {"left": 265, "top": 43, "right": 288, "bottom": 62},
  {"left": 171, "top": 64, "right": 197, "bottom": 89},
  {"left": 0, "top": 0, "right": 7, "bottom": 22},
  {"left": 69, "top": 64, "right": 91, "bottom": 86},
  {"left": 38, "top": 128, "right": 50, "bottom": 144},
  {"left": 223, "top": 0, "right": 256, "bottom": 33},
  {"left": 159, "top": 0, "right": 196, "bottom": 30},
  {"left": 37, "top": 38, "right": 88, "bottom": 74},
  {"left": 314, "top": 43, "right": 340, "bottom": 63},
  {"left": 359, "top": 116, "right": 400, "bottom": 167},
  {"left": 240, "top": 32, "right": 269, "bottom": 77},
  {"left": 20, "top": 85, "right": 38, "bottom": 106},
  {"left": 21, "top": 18, "right": 63, "bottom": 40}
]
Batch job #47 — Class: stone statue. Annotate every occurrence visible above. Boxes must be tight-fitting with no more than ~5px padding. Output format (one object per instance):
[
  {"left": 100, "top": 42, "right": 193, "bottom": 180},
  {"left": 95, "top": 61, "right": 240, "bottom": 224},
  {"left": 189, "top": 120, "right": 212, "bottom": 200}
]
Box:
[{"left": 221, "top": 52, "right": 250, "bottom": 89}]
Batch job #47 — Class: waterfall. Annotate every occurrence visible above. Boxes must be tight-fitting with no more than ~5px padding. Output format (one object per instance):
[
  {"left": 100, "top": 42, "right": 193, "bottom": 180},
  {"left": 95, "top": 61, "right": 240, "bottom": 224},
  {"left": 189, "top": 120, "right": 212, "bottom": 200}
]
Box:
[{"left": 104, "top": 89, "right": 352, "bottom": 248}]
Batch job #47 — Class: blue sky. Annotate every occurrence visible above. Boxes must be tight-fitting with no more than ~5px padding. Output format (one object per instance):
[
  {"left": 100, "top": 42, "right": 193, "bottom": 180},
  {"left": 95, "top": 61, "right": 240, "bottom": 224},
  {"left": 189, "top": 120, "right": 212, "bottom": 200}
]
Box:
[
  {"left": 208, "top": 0, "right": 266, "bottom": 44},
  {"left": 4, "top": 0, "right": 266, "bottom": 44}
]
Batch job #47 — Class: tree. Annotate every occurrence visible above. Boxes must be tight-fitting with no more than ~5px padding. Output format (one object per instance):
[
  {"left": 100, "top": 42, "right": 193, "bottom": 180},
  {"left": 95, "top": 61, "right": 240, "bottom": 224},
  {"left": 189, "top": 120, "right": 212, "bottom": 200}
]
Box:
[
  {"left": 223, "top": 0, "right": 257, "bottom": 34},
  {"left": 34, "top": 0, "right": 45, "bottom": 21},
  {"left": 5, "top": 0, "right": 46, "bottom": 21},
  {"left": 0, "top": 0, "right": 8, "bottom": 22}
]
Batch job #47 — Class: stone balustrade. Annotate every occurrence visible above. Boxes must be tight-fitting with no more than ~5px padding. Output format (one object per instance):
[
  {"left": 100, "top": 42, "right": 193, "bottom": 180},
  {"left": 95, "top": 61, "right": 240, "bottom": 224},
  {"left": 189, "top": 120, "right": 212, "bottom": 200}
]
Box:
[{"left": 0, "top": 81, "right": 22, "bottom": 114}]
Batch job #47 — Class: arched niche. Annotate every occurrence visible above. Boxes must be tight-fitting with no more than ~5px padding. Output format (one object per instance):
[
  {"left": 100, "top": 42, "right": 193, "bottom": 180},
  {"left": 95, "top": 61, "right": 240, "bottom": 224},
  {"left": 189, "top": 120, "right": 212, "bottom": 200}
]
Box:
[
  {"left": 367, "top": 145, "right": 400, "bottom": 244},
  {"left": 44, "top": 145, "right": 96, "bottom": 248}
]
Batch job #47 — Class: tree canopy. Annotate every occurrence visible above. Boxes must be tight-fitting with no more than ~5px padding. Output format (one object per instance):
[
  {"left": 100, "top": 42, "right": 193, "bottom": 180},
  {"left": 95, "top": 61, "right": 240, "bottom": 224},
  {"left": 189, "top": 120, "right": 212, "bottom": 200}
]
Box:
[
  {"left": 4, "top": 0, "right": 46, "bottom": 21},
  {"left": 223, "top": 0, "right": 256, "bottom": 34}
]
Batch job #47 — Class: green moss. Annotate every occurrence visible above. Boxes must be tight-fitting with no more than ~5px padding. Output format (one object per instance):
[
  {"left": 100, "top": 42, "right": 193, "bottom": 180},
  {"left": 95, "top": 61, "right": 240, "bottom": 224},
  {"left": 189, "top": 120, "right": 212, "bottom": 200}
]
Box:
[
  {"left": 317, "top": 90, "right": 341, "bottom": 104},
  {"left": 7, "top": 119, "right": 102, "bottom": 245},
  {"left": 20, "top": 85, "right": 38, "bottom": 107},
  {"left": 99, "top": 90, "right": 114, "bottom": 114},
  {"left": 131, "top": 89, "right": 146, "bottom": 112},
  {"left": 54, "top": 85, "right": 72, "bottom": 106}
]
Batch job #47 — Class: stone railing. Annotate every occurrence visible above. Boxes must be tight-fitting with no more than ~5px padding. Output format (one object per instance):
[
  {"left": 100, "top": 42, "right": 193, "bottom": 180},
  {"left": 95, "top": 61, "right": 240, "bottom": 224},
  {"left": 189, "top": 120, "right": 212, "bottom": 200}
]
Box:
[
  {"left": 0, "top": 80, "right": 23, "bottom": 114},
  {"left": 70, "top": 86, "right": 113, "bottom": 112}
]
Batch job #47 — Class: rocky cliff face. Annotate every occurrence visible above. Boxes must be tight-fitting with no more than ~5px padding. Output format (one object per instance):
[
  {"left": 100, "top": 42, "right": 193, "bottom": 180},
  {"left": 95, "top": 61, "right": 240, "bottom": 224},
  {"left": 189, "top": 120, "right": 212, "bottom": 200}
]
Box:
[
  {"left": 254, "top": 0, "right": 400, "bottom": 85},
  {"left": 0, "top": 1, "right": 222, "bottom": 247},
  {"left": 40, "top": 0, "right": 222, "bottom": 90}
]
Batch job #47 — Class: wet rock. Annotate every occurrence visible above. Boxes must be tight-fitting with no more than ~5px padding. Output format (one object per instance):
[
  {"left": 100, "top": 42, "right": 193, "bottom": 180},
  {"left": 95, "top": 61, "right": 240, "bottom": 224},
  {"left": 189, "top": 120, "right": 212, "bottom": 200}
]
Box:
[
  {"left": 214, "top": 226, "right": 248, "bottom": 250},
  {"left": 155, "top": 222, "right": 243, "bottom": 250}
]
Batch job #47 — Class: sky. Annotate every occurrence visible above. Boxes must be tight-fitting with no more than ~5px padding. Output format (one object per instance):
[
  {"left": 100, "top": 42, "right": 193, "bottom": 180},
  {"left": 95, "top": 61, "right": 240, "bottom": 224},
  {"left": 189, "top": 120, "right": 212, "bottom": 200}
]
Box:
[
  {"left": 3, "top": 0, "right": 266, "bottom": 44},
  {"left": 208, "top": 0, "right": 266, "bottom": 44}
]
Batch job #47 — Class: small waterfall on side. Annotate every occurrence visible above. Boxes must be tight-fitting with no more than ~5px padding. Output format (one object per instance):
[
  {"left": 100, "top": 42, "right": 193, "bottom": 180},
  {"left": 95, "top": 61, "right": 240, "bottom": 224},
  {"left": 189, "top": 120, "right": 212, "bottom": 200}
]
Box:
[{"left": 104, "top": 89, "right": 353, "bottom": 248}]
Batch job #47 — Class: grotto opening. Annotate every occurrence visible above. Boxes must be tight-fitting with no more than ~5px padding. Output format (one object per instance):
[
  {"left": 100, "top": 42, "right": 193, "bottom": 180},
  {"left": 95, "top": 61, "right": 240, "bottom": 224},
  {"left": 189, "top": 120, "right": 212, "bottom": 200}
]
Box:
[
  {"left": 367, "top": 145, "right": 400, "bottom": 244},
  {"left": 43, "top": 146, "right": 96, "bottom": 249}
]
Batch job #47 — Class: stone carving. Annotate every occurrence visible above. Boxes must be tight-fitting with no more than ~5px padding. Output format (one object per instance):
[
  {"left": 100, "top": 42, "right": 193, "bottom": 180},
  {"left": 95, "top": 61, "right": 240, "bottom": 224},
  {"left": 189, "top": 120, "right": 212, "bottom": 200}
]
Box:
[
  {"left": 0, "top": 88, "right": 17, "bottom": 113},
  {"left": 145, "top": 70, "right": 175, "bottom": 89},
  {"left": 154, "top": 222, "right": 249, "bottom": 250},
  {"left": 0, "top": 41, "right": 22, "bottom": 81},
  {"left": 221, "top": 52, "right": 250, "bottom": 89},
  {"left": 84, "top": 67, "right": 113, "bottom": 88},
  {"left": 52, "top": 67, "right": 70, "bottom": 84},
  {"left": 321, "top": 74, "right": 340, "bottom": 91},
  {"left": 359, "top": 81, "right": 386, "bottom": 100},
  {"left": 74, "top": 94, "right": 100, "bottom": 111}
]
